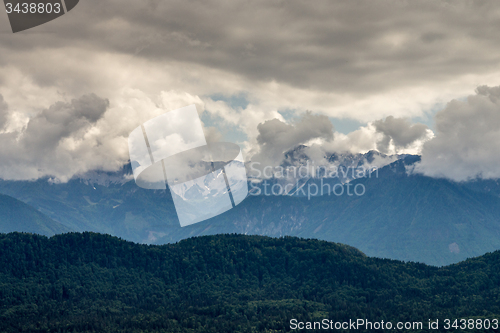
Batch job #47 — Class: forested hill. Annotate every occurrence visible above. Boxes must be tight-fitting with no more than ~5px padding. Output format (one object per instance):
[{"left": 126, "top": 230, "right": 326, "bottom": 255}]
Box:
[{"left": 0, "top": 233, "right": 499, "bottom": 332}]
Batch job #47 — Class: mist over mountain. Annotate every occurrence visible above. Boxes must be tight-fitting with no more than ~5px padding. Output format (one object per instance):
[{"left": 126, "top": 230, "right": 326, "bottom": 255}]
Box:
[{"left": 1, "top": 152, "right": 500, "bottom": 266}]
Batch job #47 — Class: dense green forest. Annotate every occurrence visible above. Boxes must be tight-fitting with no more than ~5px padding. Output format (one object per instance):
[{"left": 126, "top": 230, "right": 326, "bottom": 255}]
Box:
[{"left": 0, "top": 232, "right": 499, "bottom": 332}]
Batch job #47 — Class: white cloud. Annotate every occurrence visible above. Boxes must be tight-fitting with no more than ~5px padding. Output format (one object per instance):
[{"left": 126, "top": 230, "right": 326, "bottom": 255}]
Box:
[
  {"left": 322, "top": 125, "right": 380, "bottom": 155},
  {"left": 1, "top": 1, "right": 500, "bottom": 180},
  {"left": 0, "top": 89, "right": 222, "bottom": 181},
  {"left": 415, "top": 85, "right": 500, "bottom": 181},
  {"left": 373, "top": 116, "right": 431, "bottom": 154},
  {"left": 249, "top": 112, "right": 334, "bottom": 168},
  {"left": 0, "top": 93, "right": 110, "bottom": 181}
]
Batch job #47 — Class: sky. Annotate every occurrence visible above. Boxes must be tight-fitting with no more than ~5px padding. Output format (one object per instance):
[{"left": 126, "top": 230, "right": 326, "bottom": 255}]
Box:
[{"left": 1, "top": 0, "right": 500, "bottom": 181}]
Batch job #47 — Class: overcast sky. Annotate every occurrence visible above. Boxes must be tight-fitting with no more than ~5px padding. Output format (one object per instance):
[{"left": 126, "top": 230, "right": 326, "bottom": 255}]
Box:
[{"left": 1, "top": 0, "right": 500, "bottom": 181}]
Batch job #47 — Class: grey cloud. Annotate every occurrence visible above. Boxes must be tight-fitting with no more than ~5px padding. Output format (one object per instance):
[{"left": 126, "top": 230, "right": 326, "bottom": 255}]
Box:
[
  {"left": 0, "top": 94, "right": 111, "bottom": 181},
  {"left": 22, "top": 94, "right": 108, "bottom": 153},
  {"left": 3, "top": 0, "right": 500, "bottom": 95},
  {"left": 476, "top": 85, "right": 500, "bottom": 101},
  {"left": 416, "top": 85, "right": 500, "bottom": 181},
  {"left": 4, "top": 1, "right": 500, "bottom": 180},
  {"left": 252, "top": 112, "right": 334, "bottom": 167},
  {"left": 374, "top": 116, "right": 429, "bottom": 153},
  {"left": 0, "top": 95, "right": 8, "bottom": 129},
  {"left": 203, "top": 126, "right": 223, "bottom": 143}
]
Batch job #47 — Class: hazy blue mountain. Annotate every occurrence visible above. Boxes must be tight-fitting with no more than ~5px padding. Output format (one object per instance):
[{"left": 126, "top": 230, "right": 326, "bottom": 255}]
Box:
[
  {"left": 308, "top": 156, "right": 500, "bottom": 266},
  {"left": 0, "top": 193, "right": 71, "bottom": 236},
  {"left": 1, "top": 154, "right": 500, "bottom": 266},
  {"left": 0, "top": 173, "right": 178, "bottom": 243},
  {"left": 155, "top": 155, "right": 500, "bottom": 266}
]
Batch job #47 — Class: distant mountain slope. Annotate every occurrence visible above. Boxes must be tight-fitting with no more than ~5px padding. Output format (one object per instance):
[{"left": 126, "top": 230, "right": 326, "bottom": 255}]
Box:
[
  {"left": 0, "top": 152, "right": 403, "bottom": 244},
  {"left": 304, "top": 156, "right": 500, "bottom": 266},
  {"left": 0, "top": 232, "right": 499, "bottom": 332},
  {"left": 0, "top": 194, "right": 71, "bottom": 236},
  {"left": 1, "top": 155, "right": 500, "bottom": 266},
  {"left": 156, "top": 155, "right": 500, "bottom": 266},
  {"left": 0, "top": 165, "right": 177, "bottom": 242}
]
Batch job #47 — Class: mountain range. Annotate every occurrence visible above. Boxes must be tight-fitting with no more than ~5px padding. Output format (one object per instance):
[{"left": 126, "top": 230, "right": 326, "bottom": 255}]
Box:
[{"left": 1, "top": 151, "right": 500, "bottom": 266}]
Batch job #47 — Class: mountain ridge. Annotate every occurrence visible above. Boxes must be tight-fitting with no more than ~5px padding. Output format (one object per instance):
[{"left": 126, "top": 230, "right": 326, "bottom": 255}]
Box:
[
  {"left": 1, "top": 153, "right": 500, "bottom": 266},
  {"left": 0, "top": 193, "right": 71, "bottom": 236},
  {"left": 0, "top": 232, "right": 499, "bottom": 332}
]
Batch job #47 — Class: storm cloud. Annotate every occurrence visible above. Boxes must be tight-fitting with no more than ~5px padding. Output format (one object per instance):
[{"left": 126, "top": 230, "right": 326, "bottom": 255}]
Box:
[
  {"left": 2, "top": 0, "right": 500, "bottom": 123},
  {"left": 4, "top": 0, "right": 499, "bottom": 96}
]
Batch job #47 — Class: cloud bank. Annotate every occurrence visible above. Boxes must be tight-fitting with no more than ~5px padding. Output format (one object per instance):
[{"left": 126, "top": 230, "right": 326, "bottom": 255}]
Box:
[
  {"left": 2, "top": 0, "right": 500, "bottom": 126},
  {"left": 1, "top": 2, "right": 500, "bottom": 182},
  {"left": 416, "top": 85, "right": 500, "bottom": 181},
  {"left": 0, "top": 94, "right": 110, "bottom": 181},
  {"left": 0, "top": 90, "right": 222, "bottom": 181}
]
